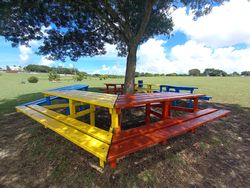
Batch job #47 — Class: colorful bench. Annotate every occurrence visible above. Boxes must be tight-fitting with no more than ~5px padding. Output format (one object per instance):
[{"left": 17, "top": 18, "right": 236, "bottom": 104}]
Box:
[{"left": 16, "top": 90, "right": 230, "bottom": 169}]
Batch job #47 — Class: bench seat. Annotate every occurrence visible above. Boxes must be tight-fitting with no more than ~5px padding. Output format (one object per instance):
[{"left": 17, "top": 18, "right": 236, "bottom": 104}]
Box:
[
  {"left": 16, "top": 105, "right": 112, "bottom": 167},
  {"left": 108, "top": 109, "right": 230, "bottom": 163}
]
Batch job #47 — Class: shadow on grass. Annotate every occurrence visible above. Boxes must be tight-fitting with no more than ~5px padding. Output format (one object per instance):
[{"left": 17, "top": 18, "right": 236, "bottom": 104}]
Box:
[
  {"left": 0, "top": 87, "right": 104, "bottom": 116},
  {"left": 0, "top": 92, "right": 44, "bottom": 116},
  {"left": 0, "top": 90, "right": 250, "bottom": 187}
]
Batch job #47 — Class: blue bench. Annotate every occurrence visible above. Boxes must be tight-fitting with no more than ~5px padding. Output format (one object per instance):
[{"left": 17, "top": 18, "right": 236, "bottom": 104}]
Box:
[
  {"left": 159, "top": 85, "right": 212, "bottom": 107},
  {"left": 21, "top": 84, "right": 89, "bottom": 106}
]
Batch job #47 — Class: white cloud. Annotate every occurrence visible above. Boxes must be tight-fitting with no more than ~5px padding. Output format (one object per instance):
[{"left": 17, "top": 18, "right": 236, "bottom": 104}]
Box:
[
  {"left": 172, "top": 0, "right": 250, "bottom": 47},
  {"left": 93, "top": 63, "right": 125, "bottom": 75},
  {"left": 136, "top": 38, "right": 250, "bottom": 74},
  {"left": 19, "top": 45, "right": 32, "bottom": 63},
  {"left": 40, "top": 56, "right": 55, "bottom": 66}
]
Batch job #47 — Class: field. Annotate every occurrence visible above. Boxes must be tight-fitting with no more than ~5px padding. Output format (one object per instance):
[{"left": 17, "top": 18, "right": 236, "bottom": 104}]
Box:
[{"left": 0, "top": 72, "right": 250, "bottom": 187}]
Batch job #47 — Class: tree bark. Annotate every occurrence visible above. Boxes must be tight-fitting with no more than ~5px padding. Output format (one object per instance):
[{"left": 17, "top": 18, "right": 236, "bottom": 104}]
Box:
[{"left": 124, "top": 44, "right": 137, "bottom": 94}]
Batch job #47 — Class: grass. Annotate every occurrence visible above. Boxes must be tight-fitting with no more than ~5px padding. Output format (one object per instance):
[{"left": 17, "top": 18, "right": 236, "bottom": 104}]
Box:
[{"left": 0, "top": 72, "right": 250, "bottom": 115}]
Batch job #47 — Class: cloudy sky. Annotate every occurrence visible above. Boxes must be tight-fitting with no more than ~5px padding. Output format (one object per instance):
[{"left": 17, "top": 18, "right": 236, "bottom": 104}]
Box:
[{"left": 0, "top": 0, "right": 249, "bottom": 74}]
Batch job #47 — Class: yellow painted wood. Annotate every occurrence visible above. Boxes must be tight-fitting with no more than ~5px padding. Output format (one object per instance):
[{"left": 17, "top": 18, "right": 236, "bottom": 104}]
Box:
[
  {"left": 99, "top": 160, "right": 104, "bottom": 168},
  {"left": 43, "top": 103, "right": 84, "bottom": 109},
  {"left": 109, "top": 108, "right": 119, "bottom": 132},
  {"left": 73, "top": 109, "right": 91, "bottom": 118},
  {"left": 90, "top": 105, "right": 95, "bottom": 126},
  {"left": 16, "top": 106, "right": 109, "bottom": 162},
  {"left": 28, "top": 105, "right": 113, "bottom": 144},
  {"left": 43, "top": 90, "right": 117, "bottom": 108},
  {"left": 43, "top": 103, "right": 69, "bottom": 109},
  {"left": 69, "top": 99, "right": 76, "bottom": 117}
]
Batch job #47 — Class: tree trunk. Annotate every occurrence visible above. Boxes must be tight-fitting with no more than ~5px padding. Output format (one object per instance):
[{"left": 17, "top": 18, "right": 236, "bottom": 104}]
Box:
[{"left": 124, "top": 44, "right": 137, "bottom": 94}]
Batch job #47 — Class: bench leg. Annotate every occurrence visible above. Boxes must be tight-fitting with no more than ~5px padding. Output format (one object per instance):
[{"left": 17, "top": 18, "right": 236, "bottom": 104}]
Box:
[
  {"left": 69, "top": 100, "right": 76, "bottom": 117},
  {"left": 145, "top": 104, "right": 151, "bottom": 124},
  {"left": 109, "top": 108, "right": 120, "bottom": 134},
  {"left": 110, "top": 160, "right": 117, "bottom": 169},
  {"left": 193, "top": 98, "right": 199, "bottom": 112},
  {"left": 160, "top": 140, "right": 168, "bottom": 145},
  {"left": 90, "top": 105, "right": 95, "bottom": 126},
  {"left": 99, "top": 159, "right": 104, "bottom": 168},
  {"left": 191, "top": 128, "right": 196, "bottom": 134},
  {"left": 162, "top": 101, "right": 171, "bottom": 119}
]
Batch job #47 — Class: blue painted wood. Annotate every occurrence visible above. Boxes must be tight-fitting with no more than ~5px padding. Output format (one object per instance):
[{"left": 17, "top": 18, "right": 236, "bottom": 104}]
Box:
[
  {"left": 199, "top": 96, "right": 212, "bottom": 101},
  {"left": 160, "top": 85, "right": 198, "bottom": 93},
  {"left": 21, "top": 84, "right": 89, "bottom": 106},
  {"left": 160, "top": 85, "right": 198, "bottom": 107}
]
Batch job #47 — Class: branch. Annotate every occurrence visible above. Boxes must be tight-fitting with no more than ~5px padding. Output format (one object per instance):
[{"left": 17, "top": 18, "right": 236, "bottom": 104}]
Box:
[{"left": 134, "top": 0, "right": 155, "bottom": 44}]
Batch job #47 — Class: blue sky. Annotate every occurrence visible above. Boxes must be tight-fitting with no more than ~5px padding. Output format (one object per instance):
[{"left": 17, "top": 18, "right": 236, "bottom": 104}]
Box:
[{"left": 0, "top": 0, "right": 249, "bottom": 74}]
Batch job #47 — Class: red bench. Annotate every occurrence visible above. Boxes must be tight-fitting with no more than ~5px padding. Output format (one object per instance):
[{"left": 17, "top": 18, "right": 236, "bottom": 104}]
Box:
[{"left": 108, "top": 108, "right": 230, "bottom": 168}]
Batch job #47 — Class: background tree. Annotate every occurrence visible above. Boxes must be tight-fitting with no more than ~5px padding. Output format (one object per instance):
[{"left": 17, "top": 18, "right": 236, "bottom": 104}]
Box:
[
  {"left": 188, "top": 69, "right": 201, "bottom": 76},
  {"left": 0, "top": 0, "right": 226, "bottom": 94},
  {"left": 241, "top": 71, "right": 250, "bottom": 76},
  {"left": 203, "top": 68, "right": 227, "bottom": 76}
]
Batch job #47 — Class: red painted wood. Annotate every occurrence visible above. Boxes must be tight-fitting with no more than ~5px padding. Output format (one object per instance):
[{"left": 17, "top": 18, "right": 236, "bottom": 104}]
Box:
[
  {"left": 145, "top": 104, "right": 151, "bottom": 124},
  {"left": 116, "top": 92, "right": 204, "bottom": 109},
  {"left": 170, "top": 106, "right": 194, "bottom": 112},
  {"left": 162, "top": 101, "right": 170, "bottom": 119},
  {"left": 108, "top": 109, "right": 230, "bottom": 162},
  {"left": 112, "top": 108, "right": 218, "bottom": 144},
  {"left": 149, "top": 109, "right": 162, "bottom": 118}
]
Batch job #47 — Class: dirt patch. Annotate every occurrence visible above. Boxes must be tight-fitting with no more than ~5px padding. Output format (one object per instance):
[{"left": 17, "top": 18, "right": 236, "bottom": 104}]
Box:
[{"left": 0, "top": 102, "right": 250, "bottom": 187}]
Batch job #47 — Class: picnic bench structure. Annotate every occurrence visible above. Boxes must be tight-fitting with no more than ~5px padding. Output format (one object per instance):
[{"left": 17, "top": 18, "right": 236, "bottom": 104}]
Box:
[
  {"left": 103, "top": 83, "right": 160, "bottom": 94},
  {"left": 16, "top": 87, "right": 230, "bottom": 169}
]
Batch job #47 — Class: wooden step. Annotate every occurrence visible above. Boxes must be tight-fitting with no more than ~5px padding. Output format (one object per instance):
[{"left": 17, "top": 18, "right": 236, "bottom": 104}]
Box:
[
  {"left": 16, "top": 106, "right": 109, "bottom": 162},
  {"left": 108, "top": 109, "right": 230, "bottom": 162},
  {"left": 29, "top": 105, "right": 112, "bottom": 144},
  {"left": 112, "top": 108, "right": 218, "bottom": 144}
]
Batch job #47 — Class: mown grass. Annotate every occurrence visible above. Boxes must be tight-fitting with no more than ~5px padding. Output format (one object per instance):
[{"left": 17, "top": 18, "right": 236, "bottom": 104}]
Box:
[{"left": 0, "top": 72, "right": 250, "bottom": 115}]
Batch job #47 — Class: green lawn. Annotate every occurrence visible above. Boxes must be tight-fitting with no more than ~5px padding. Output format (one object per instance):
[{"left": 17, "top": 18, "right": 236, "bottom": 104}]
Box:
[{"left": 0, "top": 72, "right": 249, "bottom": 115}]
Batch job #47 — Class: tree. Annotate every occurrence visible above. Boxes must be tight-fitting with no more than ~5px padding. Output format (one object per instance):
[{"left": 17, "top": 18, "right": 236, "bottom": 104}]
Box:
[
  {"left": 188, "top": 69, "right": 200, "bottom": 76},
  {"left": 0, "top": 0, "right": 226, "bottom": 94},
  {"left": 203, "top": 68, "right": 227, "bottom": 76},
  {"left": 241, "top": 71, "right": 250, "bottom": 76}
]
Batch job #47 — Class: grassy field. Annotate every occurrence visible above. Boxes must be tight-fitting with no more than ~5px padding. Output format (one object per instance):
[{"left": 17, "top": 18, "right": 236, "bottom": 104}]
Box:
[
  {"left": 0, "top": 72, "right": 249, "bottom": 115},
  {"left": 0, "top": 72, "right": 250, "bottom": 187}
]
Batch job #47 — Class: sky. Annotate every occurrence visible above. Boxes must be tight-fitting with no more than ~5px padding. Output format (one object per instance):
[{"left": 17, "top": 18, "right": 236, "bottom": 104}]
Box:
[{"left": 0, "top": 0, "right": 250, "bottom": 75}]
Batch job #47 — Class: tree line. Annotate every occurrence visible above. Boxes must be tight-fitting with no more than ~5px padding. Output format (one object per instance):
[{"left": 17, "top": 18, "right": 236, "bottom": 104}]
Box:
[
  {"left": 24, "top": 64, "right": 83, "bottom": 75},
  {"left": 188, "top": 68, "right": 250, "bottom": 76}
]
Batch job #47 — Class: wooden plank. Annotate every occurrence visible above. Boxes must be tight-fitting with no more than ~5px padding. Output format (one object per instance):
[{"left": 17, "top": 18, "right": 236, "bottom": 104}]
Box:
[
  {"left": 108, "top": 109, "right": 230, "bottom": 162},
  {"left": 43, "top": 90, "right": 118, "bottom": 108},
  {"left": 16, "top": 106, "right": 109, "bottom": 161},
  {"left": 112, "top": 108, "right": 218, "bottom": 144},
  {"left": 28, "top": 105, "right": 112, "bottom": 144},
  {"left": 116, "top": 92, "right": 204, "bottom": 109}
]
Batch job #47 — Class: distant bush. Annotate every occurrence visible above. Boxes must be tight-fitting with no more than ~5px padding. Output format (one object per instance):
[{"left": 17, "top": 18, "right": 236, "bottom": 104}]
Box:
[
  {"left": 73, "top": 72, "right": 87, "bottom": 81},
  {"left": 48, "top": 71, "right": 60, "bottom": 81},
  {"left": 27, "top": 76, "right": 39, "bottom": 83}
]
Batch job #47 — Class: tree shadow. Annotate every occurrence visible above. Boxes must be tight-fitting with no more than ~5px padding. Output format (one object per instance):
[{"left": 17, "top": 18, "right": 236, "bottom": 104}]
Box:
[{"left": 0, "top": 91, "right": 250, "bottom": 187}]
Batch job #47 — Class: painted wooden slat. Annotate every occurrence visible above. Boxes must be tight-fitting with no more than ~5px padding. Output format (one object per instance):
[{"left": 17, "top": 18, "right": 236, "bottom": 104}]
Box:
[
  {"left": 16, "top": 106, "right": 109, "bottom": 161},
  {"left": 112, "top": 108, "right": 218, "bottom": 144},
  {"left": 108, "top": 109, "right": 230, "bottom": 162},
  {"left": 28, "top": 105, "right": 112, "bottom": 144},
  {"left": 116, "top": 92, "right": 204, "bottom": 108},
  {"left": 43, "top": 90, "right": 117, "bottom": 108}
]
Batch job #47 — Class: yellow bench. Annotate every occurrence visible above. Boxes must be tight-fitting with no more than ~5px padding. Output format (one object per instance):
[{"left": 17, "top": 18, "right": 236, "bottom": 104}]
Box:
[{"left": 16, "top": 105, "right": 113, "bottom": 168}]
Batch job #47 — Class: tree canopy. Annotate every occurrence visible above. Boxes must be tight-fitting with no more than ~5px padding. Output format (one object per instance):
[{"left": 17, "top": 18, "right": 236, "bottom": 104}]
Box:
[{"left": 0, "top": 0, "right": 227, "bottom": 93}]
